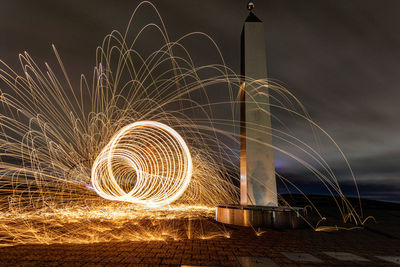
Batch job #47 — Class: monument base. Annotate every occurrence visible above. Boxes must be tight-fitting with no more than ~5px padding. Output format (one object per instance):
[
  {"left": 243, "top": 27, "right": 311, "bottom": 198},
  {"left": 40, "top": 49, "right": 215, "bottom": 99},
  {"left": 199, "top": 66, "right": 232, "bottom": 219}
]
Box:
[{"left": 216, "top": 205, "right": 306, "bottom": 229}]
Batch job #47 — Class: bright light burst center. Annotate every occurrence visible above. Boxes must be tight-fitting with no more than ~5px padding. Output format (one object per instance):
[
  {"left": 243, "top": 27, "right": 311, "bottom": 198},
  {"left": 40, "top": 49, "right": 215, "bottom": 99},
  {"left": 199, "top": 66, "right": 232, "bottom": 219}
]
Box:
[{"left": 91, "top": 121, "right": 193, "bottom": 207}]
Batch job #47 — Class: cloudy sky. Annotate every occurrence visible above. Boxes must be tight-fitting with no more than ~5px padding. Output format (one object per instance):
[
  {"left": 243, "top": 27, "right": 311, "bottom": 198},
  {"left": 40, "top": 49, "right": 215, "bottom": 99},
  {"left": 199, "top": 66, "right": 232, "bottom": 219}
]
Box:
[{"left": 1, "top": 0, "right": 399, "bottom": 202}]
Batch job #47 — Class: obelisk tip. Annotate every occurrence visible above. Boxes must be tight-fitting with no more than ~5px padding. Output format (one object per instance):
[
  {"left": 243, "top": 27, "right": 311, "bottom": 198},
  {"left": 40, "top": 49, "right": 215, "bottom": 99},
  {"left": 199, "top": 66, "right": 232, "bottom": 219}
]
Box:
[{"left": 247, "top": 1, "right": 255, "bottom": 11}]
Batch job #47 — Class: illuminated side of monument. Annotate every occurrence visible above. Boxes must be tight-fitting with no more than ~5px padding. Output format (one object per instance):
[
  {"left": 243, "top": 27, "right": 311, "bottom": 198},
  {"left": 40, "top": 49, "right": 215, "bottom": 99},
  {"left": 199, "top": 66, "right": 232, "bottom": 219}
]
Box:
[
  {"left": 215, "top": 1, "right": 305, "bottom": 229},
  {"left": 240, "top": 11, "right": 278, "bottom": 207}
]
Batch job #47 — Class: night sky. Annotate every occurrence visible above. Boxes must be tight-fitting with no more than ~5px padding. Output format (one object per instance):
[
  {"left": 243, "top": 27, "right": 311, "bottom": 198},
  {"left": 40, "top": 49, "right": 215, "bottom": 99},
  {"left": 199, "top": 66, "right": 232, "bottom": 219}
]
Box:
[{"left": 0, "top": 1, "right": 399, "bottom": 203}]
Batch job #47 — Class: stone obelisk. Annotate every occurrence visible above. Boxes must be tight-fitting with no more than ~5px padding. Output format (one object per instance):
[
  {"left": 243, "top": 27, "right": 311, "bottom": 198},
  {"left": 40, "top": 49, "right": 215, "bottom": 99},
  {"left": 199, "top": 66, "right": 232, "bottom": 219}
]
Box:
[
  {"left": 215, "top": 1, "right": 305, "bottom": 229},
  {"left": 240, "top": 3, "right": 278, "bottom": 206}
]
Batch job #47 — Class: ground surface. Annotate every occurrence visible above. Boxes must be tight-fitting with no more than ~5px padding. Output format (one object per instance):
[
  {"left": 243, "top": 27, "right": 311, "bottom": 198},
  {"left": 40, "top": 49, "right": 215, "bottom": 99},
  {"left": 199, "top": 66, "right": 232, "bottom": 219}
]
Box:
[{"left": 0, "top": 199, "right": 399, "bottom": 266}]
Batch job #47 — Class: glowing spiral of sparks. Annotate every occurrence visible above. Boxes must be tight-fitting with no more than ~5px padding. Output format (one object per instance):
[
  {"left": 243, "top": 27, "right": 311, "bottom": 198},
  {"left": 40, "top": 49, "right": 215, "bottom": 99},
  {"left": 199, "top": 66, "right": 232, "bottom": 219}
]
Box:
[{"left": 91, "top": 121, "right": 193, "bottom": 207}]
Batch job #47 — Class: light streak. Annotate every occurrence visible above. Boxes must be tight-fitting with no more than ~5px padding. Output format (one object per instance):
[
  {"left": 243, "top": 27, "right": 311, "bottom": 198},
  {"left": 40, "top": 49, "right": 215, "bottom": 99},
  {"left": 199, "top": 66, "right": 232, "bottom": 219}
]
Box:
[
  {"left": 91, "top": 121, "right": 192, "bottom": 207},
  {"left": 0, "top": 1, "right": 368, "bottom": 246}
]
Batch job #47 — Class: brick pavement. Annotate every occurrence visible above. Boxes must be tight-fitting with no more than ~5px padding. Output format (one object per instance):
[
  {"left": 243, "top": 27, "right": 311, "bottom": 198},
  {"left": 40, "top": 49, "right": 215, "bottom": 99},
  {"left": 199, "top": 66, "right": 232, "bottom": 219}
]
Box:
[{"left": 0, "top": 206, "right": 399, "bottom": 266}]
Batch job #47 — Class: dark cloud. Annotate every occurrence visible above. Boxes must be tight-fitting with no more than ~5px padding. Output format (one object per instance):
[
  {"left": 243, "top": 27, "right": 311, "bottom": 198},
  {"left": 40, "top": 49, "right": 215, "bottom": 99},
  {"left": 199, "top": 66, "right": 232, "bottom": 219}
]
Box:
[{"left": 0, "top": 0, "right": 399, "bottom": 202}]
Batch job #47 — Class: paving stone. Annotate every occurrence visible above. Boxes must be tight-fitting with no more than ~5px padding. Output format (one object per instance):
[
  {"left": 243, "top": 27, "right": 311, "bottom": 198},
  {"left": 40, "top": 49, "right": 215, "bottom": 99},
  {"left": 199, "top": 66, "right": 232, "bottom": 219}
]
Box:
[
  {"left": 323, "top": 251, "right": 369, "bottom": 261},
  {"left": 376, "top": 256, "right": 400, "bottom": 265},
  {"left": 181, "top": 265, "right": 217, "bottom": 267},
  {"left": 281, "top": 252, "right": 323, "bottom": 263},
  {"left": 237, "top": 256, "right": 279, "bottom": 267}
]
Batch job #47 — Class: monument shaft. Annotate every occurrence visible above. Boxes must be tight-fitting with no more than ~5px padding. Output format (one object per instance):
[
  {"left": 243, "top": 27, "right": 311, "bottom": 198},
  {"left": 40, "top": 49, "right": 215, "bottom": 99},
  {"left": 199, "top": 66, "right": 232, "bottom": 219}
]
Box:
[
  {"left": 215, "top": 7, "right": 305, "bottom": 229},
  {"left": 240, "top": 13, "right": 278, "bottom": 206}
]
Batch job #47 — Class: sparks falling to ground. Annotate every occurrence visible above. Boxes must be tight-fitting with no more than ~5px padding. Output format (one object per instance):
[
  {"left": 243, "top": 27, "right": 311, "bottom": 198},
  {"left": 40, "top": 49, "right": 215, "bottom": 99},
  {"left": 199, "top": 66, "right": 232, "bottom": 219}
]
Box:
[{"left": 0, "top": 1, "right": 370, "bottom": 246}]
